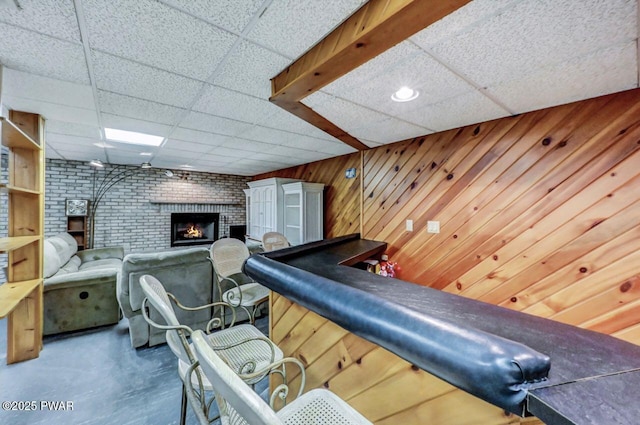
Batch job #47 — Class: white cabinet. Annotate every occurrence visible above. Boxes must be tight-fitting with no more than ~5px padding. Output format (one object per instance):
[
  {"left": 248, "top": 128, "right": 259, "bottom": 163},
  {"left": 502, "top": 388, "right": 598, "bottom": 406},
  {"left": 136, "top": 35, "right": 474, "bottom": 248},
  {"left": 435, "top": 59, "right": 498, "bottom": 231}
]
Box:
[
  {"left": 245, "top": 178, "right": 301, "bottom": 242},
  {"left": 282, "top": 182, "right": 325, "bottom": 245},
  {"left": 245, "top": 178, "right": 324, "bottom": 245}
]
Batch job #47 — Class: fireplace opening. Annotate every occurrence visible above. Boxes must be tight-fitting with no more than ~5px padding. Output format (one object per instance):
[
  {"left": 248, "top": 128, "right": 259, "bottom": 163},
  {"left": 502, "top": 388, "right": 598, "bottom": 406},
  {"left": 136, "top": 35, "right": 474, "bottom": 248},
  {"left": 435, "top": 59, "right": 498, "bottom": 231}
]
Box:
[{"left": 171, "top": 213, "right": 219, "bottom": 247}]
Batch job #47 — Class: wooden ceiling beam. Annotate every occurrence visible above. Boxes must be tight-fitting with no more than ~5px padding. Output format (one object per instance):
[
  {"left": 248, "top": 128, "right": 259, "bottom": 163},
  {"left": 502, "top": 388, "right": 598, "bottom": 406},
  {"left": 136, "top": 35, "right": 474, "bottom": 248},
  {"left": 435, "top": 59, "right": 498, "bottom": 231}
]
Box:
[{"left": 270, "top": 0, "right": 472, "bottom": 150}]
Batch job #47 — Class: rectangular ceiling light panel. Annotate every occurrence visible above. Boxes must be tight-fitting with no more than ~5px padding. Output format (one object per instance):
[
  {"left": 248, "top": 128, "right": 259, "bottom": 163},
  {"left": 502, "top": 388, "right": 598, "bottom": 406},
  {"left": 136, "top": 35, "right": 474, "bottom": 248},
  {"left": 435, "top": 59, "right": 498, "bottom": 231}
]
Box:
[{"left": 104, "top": 127, "right": 164, "bottom": 146}]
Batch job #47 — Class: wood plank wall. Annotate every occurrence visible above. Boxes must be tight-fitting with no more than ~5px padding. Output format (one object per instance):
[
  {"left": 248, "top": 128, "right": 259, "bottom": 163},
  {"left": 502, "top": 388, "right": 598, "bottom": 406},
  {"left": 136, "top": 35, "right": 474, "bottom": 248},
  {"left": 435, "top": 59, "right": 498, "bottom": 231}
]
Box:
[{"left": 256, "top": 88, "right": 640, "bottom": 423}]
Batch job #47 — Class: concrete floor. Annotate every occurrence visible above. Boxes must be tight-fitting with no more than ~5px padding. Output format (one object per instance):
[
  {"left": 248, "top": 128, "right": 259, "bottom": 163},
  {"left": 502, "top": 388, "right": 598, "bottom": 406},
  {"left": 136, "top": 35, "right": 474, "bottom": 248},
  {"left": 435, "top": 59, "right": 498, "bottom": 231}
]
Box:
[{"left": 0, "top": 317, "right": 269, "bottom": 425}]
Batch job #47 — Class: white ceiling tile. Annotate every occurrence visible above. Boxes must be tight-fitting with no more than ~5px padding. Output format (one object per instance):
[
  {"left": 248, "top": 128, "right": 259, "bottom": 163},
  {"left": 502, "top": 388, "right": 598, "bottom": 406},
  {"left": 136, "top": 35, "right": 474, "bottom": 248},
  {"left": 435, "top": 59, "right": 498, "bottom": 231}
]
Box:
[
  {"left": 424, "top": 0, "right": 637, "bottom": 87},
  {"left": 98, "top": 91, "right": 187, "bottom": 126},
  {"left": 170, "top": 127, "right": 233, "bottom": 146},
  {"left": 252, "top": 104, "right": 340, "bottom": 142},
  {"left": 2, "top": 95, "right": 98, "bottom": 126},
  {"left": 238, "top": 125, "right": 293, "bottom": 145},
  {"left": 2, "top": 68, "right": 95, "bottom": 109},
  {"left": 47, "top": 133, "right": 102, "bottom": 146},
  {"left": 0, "top": 0, "right": 81, "bottom": 42},
  {"left": 92, "top": 51, "right": 204, "bottom": 108},
  {"left": 104, "top": 153, "right": 152, "bottom": 166},
  {"left": 191, "top": 85, "right": 273, "bottom": 123},
  {"left": 47, "top": 120, "right": 101, "bottom": 138},
  {"left": 350, "top": 117, "right": 432, "bottom": 144},
  {"left": 162, "top": 139, "right": 221, "bottom": 153},
  {"left": 153, "top": 148, "right": 206, "bottom": 160},
  {"left": 101, "top": 113, "right": 173, "bottom": 137},
  {"left": 82, "top": 0, "right": 237, "bottom": 80},
  {"left": 400, "top": 90, "right": 510, "bottom": 133},
  {"left": 306, "top": 95, "right": 394, "bottom": 132},
  {"left": 323, "top": 42, "right": 475, "bottom": 120},
  {"left": 0, "top": 23, "right": 89, "bottom": 84},
  {"left": 246, "top": 0, "right": 367, "bottom": 58},
  {"left": 314, "top": 142, "right": 357, "bottom": 156},
  {"left": 159, "top": 0, "right": 264, "bottom": 34},
  {"left": 409, "top": 0, "right": 521, "bottom": 48},
  {"left": 488, "top": 42, "right": 638, "bottom": 114},
  {"left": 213, "top": 40, "right": 290, "bottom": 98},
  {"left": 180, "top": 111, "right": 253, "bottom": 136},
  {"left": 219, "top": 138, "right": 280, "bottom": 152},
  {"left": 205, "top": 146, "right": 254, "bottom": 159}
]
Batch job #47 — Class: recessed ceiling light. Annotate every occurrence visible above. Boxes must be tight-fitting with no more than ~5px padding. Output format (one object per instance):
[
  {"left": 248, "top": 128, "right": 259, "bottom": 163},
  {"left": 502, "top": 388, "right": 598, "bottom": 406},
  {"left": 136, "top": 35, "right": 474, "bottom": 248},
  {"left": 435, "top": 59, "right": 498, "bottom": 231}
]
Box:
[
  {"left": 93, "top": 142, "right": 114, "bottom": 149},
  {"left": 139, "top": 152, "right": 152, "bottom": 156},
  {"left": 104, "top": 128, "right": 164, "bottom": 147},
  {"left": 391, "top": 86, "right": 419, "bottom": 102},
  {"left": 179, "top": 164, "right": 194, "bottom": 169},
  {"left": 89, "top": 159, "right": 104, "bottom": 168}
]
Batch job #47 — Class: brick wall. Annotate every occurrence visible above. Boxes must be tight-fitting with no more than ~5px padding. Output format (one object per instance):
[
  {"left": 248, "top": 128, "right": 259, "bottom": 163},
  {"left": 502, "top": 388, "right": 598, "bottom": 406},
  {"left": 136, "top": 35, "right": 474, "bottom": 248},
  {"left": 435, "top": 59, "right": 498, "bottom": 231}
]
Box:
[{"left": 45, "top": 159, "right": 250, "bottom": 254}]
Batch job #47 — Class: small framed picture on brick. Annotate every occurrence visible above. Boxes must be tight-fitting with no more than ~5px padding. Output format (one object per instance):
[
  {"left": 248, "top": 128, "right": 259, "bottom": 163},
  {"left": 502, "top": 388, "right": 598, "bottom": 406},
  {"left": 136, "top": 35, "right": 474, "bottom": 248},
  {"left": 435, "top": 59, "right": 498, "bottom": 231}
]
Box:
[{"left": 65, "top": 199, "right": 89, "bottom": 216}]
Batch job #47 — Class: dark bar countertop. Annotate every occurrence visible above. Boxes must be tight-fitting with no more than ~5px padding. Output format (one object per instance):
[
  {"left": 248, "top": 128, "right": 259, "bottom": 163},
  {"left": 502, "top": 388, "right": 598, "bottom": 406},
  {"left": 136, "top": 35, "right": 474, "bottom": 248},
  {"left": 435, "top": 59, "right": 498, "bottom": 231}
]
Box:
[{"left": 244, "top": 234, "right": 640, "bottom": 424}]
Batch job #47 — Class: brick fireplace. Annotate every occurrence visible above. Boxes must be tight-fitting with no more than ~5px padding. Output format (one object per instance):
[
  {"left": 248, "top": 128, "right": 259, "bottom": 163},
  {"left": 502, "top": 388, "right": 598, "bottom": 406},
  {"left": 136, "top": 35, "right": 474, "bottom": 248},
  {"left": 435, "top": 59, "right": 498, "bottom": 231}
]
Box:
[{"left": 170, "top": 212, "right": 219, "bottom": 247}]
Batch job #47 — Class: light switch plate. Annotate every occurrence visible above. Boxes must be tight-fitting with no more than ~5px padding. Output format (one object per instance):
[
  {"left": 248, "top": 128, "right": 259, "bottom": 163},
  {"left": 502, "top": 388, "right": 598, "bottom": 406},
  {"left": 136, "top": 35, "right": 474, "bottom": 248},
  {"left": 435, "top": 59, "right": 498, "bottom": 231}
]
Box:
[
  {"left": 427, "top": 221, "right": 440, "bottom": 233},
  {"left": 406, "top": 219, "right": 413, "bottom": 231}
]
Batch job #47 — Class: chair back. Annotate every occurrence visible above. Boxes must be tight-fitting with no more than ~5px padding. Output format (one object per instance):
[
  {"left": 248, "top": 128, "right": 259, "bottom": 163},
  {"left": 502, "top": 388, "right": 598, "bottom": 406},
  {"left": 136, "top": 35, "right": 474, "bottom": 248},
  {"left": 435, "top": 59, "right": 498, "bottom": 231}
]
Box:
[
  {"left": 191, "top": 330, "right": 282, "bottom": 425},
  {"left": 139, "top": 275, "right": 192, "bottom": 365},
  {"left": 262, "top": 232, "right": 290, "bottom": 252},
  {"left": 210, "top": 238, "right": 250, "bottom": 279}
]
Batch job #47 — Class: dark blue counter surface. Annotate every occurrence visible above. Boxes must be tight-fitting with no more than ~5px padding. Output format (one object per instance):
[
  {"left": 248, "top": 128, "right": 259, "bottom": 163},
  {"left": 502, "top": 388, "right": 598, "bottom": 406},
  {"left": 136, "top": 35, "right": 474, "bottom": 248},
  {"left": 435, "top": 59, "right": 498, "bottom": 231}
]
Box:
[{"left": 244, "top": 234, "right": 640, "bottom": 424}]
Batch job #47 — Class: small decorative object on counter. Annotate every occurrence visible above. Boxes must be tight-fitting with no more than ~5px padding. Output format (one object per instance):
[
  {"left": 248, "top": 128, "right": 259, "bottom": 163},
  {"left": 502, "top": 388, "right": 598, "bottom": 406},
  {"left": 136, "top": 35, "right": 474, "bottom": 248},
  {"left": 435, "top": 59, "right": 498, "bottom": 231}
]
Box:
[
  {"left": 363, "top": 259, "right": 380, "bottom": 274},
  {"left": 378, "top": 254, "right": 397, "bottom": 278}
]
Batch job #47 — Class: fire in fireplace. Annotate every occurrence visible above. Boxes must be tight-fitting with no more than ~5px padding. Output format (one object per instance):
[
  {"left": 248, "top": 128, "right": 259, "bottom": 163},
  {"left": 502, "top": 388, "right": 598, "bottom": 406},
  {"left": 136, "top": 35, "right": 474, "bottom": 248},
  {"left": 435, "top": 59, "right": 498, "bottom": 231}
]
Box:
[{"left": 171, "top": 213, "right": 219, "bottom": 247}]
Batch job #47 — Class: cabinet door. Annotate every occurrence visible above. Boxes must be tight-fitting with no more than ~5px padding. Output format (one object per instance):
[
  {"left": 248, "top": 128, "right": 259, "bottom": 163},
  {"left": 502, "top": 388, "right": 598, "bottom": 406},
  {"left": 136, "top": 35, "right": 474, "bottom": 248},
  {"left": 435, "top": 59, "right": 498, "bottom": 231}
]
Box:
[
  {"left": 262, "top": 185, "right": 275, "bottom": 236},
  {"left": 250, "top": 188, "right": 262, "bottom": 239},
  {"left": 284, "top": 192, "right": 302, "bottom": 245}
]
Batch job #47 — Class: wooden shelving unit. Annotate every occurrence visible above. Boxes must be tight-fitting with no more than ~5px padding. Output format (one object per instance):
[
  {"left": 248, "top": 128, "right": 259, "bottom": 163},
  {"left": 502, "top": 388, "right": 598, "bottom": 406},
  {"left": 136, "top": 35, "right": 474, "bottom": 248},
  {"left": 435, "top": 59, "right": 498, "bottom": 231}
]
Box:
[
  {"left": 67, "top": 216, "right": 87, "bottom": 251},
  {"left": 0, "top": 111, "right": 45, "bottom": 364}
]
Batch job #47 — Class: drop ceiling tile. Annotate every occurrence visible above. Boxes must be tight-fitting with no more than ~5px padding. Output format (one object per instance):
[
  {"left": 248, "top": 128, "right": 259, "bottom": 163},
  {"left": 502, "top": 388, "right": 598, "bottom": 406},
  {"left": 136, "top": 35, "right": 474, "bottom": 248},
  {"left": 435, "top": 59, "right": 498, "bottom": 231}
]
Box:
[
  {"left": 0, "top": 0, "right": 81, "bottom": 42},
  {"left": 1, "top": 95, "right": 98, "bottom": 126},
  {"left": 238, "top": 125, "right": 294, "bottom": 145},
  {"left": 98, "top": 91, "right": 187, "bottom": 126},
  {"left": 47, "top": 133, "right": 102, "bottom": 146},
  {"left": 83, "top": 0, "right": 237, "bottom": 80},
  {"left": 191, "top": 85, "right": 273, "bottom": 123},
  {"left": 252, "top": 105, "right": 341, "bottom": 142},
  {"left": 320, "top": 42, "right": 427, "bottom": 99},
  {"left": 246, "top": 0, "right": 367, "bottom": 58},
  {"left": 206, "top": 146, "right": 256, "bottom": 159},
  {"left": 400, "top": 90, "right": 510, "bottom": 133},
  {"left": 423, "top": 0, "right": 637, "bottom": 87},
  {"left": 2, "top": 68, "right": 95, "bottom": 109},
  {"left": 305, "top": 94, "right": 394, "bottom": 133},
  {"left": 92, "top": 51, "right": 204, "bottom": 108},
  {"left": 162, "top": 138, "right": 221, "bottom": 153},
  {"left": 180, "top": 111, "right": 253, "bottom": 136},
  {"left": 47, "top": 120, "right": 101, "bottom": 138},
  {"left": 325, "top": 43, "right": 475, "bottom": 119},
  {"left": 350, "top": 117, "right": 432, "bottom": 144},
  {"left": 0, "top": 23, "right": 89, "bottom": 84},
  {"left": 314, "top": 142, "right": 357, "bottom": 156},
  {"left": 488, "top": 42, "right": 638, "bottom": 114},
  {"left": 101, "top": 113, "right": 173, "bottom": 138},
  {"left": 154, "top": 148, "right": 207, "bottom": 160},
  {"left": 213, "top": 39, "right": 290, "bottom": 98},
  {"left": 159, "top": 0, "right": 264, "bottom": 33},
  {"left": 409, "top": 0, "right": 521, "bottom": 48},
  {"left": 219, "top": 138, "right": 279, "bottom": 152},
  {"left": 170, "top": 127, "right": 233, "bottom": 146}
]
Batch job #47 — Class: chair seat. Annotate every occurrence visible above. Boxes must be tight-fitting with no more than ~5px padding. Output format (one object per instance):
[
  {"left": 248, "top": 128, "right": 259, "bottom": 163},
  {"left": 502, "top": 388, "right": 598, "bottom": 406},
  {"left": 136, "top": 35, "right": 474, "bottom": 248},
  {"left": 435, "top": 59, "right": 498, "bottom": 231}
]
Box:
[
  {"left": 178, "top": 324, "right": 283, "bottom": 387},
  {"left": 223, "top": 282, "right": 269, "bottom": 307},
  {"left": 278, "top": 389, "right": 371, "bottom": 425}
]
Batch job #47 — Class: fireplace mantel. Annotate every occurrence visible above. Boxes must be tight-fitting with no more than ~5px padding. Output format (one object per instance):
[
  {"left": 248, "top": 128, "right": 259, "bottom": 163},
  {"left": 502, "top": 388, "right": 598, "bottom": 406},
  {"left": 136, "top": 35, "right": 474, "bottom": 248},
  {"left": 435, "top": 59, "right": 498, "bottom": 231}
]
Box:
[{"left": 148, "top": 199, "right": 240, "bottom": 205}]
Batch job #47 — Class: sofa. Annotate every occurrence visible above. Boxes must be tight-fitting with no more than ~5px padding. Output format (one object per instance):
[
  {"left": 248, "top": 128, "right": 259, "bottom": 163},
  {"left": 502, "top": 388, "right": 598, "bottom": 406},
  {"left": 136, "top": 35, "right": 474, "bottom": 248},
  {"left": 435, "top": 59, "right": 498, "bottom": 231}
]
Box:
[
  {"left": 43, "top": 232, "right": 123, "bottom": 335},
  {"left": 117, "top": 245, "right": 266, "bottom": 348},
  {"left": 117, "top": 247, "right": 218, "bottom": 348}
]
